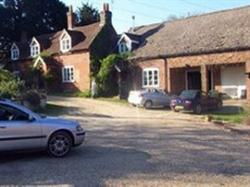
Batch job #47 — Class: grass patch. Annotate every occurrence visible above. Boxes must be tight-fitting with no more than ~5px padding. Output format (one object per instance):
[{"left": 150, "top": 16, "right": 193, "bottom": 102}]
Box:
[
  {"left": 51, "top": 90, "right": 91, "bottom": 98},
  {"left": 97, "top": 96, "right": 128, "bottom": 105},
  {"left": 206, "top": 106, "right": 250, "bottom": 124},
  {"left": 37, "top": 104, "right": 68, "bottom": 116}
]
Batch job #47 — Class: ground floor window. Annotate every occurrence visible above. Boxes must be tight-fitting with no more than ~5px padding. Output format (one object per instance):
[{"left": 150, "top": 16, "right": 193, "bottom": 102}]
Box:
[
  {"left": 62, "top": 66, "right": 74, "bottom": 83},
  {"left": 142, "top": 68, "right": 159, "bottom": 87}
]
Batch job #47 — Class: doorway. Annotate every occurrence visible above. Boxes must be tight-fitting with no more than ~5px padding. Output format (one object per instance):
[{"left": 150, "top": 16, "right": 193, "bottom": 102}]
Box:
[{"left": 186, "top": 71, "right": 201, "bottom": 90}]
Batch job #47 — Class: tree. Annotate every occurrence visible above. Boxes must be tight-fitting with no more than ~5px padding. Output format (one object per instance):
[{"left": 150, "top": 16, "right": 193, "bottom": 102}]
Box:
[
  {"left": 166, "top": 12, "right": 201, "bottom": 22},
  {"left": 76, "top": 2, "right": 100, "bottom": 26},
  {"left": 0, "top": 69, "right": 24, "bottom": 98},
  {"left": 0, "top": 0, "right": 68, "bottom": 65},
  {"left": 96, "top": 54, "right": 128, "bottom": 97},
  {"left": 16, "top": 0, "right": 68, "bottom": 38}
]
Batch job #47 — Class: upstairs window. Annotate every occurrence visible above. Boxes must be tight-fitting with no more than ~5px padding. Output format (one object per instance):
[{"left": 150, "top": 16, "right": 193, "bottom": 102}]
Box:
[
  {"left": 11, "top": 44, "right": 19, "bottom": 60},
  {"left": 30, "top": 38, "right": 40, "bottom": 57},
  {"left": 60, "top": 31, "right": 72, "bottom": 53},
  {"left": 62, "top": 66, "right": 74, "bottom": 83},
  {"left": 119, "top": 42, "right": 129, "bottom": 53},
  {"left": 143, "top": 68, "right": 160, "bottom": 88}
]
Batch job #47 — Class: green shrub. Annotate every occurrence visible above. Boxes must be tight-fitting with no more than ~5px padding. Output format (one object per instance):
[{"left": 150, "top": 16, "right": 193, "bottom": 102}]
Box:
[
  {"left": 96, "top": 54, "right": 128, "bottom": 97},
  {"left": 72, "top": 90, "right": 91, "bottom": 98},
  {"left": 0, "top": 69, "right": 24, "bottom": 98},
  {"left": 22, "top": 90, "right": 41, "bottom": 110}
]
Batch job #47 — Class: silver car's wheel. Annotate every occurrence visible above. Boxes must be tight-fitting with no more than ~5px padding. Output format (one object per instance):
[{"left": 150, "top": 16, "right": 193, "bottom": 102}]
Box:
[{"left": 48, "top": 131, "right": 73, "bottom": 157}]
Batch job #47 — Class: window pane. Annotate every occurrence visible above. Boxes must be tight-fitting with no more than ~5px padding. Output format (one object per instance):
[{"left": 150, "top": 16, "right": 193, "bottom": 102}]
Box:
[
  {"left": 143, "top": 71, "right": 147, "bottom": 86},
  {"left": 154, "top": 70, "right": 158, "bottom": 85},
  {"left": 148, "top": 71, "right": 152, "bottom": 85}
]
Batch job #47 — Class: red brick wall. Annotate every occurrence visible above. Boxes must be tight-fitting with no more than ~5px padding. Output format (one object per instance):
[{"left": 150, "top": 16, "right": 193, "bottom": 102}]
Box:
[
  {"left": 54, "top": 52, "right": 91, "bottom": 92},
  {"left": 130, "top": 59, "right": 167, "bottom": 91},
  {"left": 167, "top": 50, "right": 250, "bottom": 102},
  {"left": 169, "top": 68, "right": 186, "bottom": 94},
  {"left": 15, "top": 52, "right": 91, "bottom": 93}
]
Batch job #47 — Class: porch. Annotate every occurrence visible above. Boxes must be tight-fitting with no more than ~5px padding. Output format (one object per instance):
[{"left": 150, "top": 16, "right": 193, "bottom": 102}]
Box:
[{"left": 169, "top": 63, "right": 248, "bottom": 100}]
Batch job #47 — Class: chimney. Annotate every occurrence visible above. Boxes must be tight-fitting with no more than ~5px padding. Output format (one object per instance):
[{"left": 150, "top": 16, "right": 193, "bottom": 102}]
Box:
[
  {"left": 100, "top": 3, "right": 112, "bottom": 26},
  {"left": 67, "top": 5, "right": 74, "bottom": 30}
]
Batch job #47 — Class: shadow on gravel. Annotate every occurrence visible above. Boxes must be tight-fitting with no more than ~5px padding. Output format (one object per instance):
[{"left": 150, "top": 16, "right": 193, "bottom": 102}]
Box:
[
  {"left": 38, "top": 104, "right": 113, "bottom": 118},
  {"left": 0, "top": 146, "right": 152, "bottom": 186},
  {"left": 1, "top": 114, "right": 250, "bottom": 186}
]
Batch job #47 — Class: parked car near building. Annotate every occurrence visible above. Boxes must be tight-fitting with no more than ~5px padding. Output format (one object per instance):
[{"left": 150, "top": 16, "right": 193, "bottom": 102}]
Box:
[
  {"left": 128, "top": 89, "right": 173, "bottom": 109},
  {"left": 0, "top": 99, "right": 85, "bottom": 157},
  {"left": 170, "top": 90, "right": 222, "bottom": 114}
]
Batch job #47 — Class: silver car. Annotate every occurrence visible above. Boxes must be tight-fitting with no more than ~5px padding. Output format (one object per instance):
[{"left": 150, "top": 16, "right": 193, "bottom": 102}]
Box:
[
  {"left": 128, "top": 89, "right": 172, "bottom": 109},
  {"left": 0, "top": 99, "right": 85, "bottom": 157}
]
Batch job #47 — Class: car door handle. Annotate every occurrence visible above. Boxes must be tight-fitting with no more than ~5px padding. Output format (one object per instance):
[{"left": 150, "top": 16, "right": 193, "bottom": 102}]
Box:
[{"left": 0, "top": 126, "right": 6, "bottom": 129}]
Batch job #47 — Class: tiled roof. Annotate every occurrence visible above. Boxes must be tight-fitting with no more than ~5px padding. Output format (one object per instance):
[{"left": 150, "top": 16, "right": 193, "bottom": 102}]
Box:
[
  {"left": 128, "top": 6, "right": 250, "bottom": 60},
  {"left": 15, "top": 22, "right": 102, "bottom": 59}
]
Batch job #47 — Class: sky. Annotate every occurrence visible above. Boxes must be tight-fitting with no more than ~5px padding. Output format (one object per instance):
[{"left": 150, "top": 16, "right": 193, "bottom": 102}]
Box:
[{"left": 62, "top": 0, "right": 250, "bottom": 33}]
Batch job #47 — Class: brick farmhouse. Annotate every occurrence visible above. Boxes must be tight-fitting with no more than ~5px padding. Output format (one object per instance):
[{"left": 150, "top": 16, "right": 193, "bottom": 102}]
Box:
[
  {"left": 118, "top": 6, "right": 250, "bottom": 102},
  {"left": 9, "top": 4, "right": 117, "bottom": 92}
]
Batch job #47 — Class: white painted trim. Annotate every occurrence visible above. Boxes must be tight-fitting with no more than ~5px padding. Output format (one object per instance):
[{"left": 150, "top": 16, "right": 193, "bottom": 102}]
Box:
[
  {"left": 117, "top": 33, "right": 140, "bottom": 54},
  {"left": 142, "top": 67, "right": 160, "bottom": 88},
  {"left": 117, "top": 33, "right": 139, "bottom": 44},
  {"left": 62, "top": 65, "right": 75, "bottom": 83},
  {"left": 118, "top": 42, "right": 130, "bottom": 54},
  {"left": 30, "top": 37, "right": 40, "bottom": 57},
  {"left": 33, "top": 56, "right": 46, "bottom": 68},
  {"left": 60, "top": 30, "right": 72, "bottom": 53},
  {"left": 11, "top": 43, "right": 20, "bottom": 61}
]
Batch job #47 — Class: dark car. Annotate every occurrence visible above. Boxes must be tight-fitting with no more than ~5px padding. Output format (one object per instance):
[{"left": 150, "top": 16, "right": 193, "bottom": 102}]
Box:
[{"left": 170, "top": 90, "right": 222, "bottom": 114}]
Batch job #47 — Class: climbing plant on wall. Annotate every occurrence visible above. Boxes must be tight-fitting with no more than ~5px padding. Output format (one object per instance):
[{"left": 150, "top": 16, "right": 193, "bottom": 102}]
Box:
[{"left": 96, "top": 53, "right": 128, "bottom": 97}]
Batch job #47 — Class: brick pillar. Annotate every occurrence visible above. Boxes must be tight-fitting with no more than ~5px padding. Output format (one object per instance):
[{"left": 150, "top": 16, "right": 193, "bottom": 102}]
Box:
[
  {"left": 201, "top": 64, "right": 208, "bottom": 93},
  {"left": 246, "top": 62, "right": 250, "bottom": 103},
  {"left": 167, "top": 66, "right": 171, "bottom": 93}
]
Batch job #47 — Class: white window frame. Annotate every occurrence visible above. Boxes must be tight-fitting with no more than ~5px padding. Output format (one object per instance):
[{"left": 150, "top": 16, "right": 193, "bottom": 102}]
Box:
[
  {"left": 142, "top": 68, "right": 160, "bottom": 88},
  {"left": 60, "top": 30, "right": 72, "bottom": 53},
  {"left": 11, "top": 43, "right": 20, "bottom": 60},
  {"left": 118, "top": 42, "right": 129, "bottom": 54},
  {"left": 30, "top": 37, "right": 40, "bottom": 57},
  {"left": 62, "top": 66, "right": 75, "bottom": 83}
]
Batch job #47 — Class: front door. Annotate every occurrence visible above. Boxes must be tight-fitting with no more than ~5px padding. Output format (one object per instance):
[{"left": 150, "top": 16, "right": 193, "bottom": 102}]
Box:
[
  {"left": 187, "top": 71, "right": 201, "bottom": 90},
  {"left": 0, "top": 104, "right": 42, "bottom": 151}
]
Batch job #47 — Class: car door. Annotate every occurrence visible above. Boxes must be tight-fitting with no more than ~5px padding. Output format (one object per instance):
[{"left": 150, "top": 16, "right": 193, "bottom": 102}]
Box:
[
  {"left": 151, "top": 91, "right": 166, "bottom": 107},
  {"left": 199, "top": 92, "right": 208, "bottom": 109},
  {"left": 158, "top": 92, "right": 170, "bottom": 107},
  {"left": 0, "top": 103, "right": 43, "bottom": 151}
]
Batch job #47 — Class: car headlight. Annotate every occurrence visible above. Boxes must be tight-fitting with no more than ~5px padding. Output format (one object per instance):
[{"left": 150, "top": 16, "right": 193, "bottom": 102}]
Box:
[
  {"left": 76, "top": 125, "right": 83, "bottom": 132},
  {"left": 185, "top": 100, "right": 192, "bottom": 104}
]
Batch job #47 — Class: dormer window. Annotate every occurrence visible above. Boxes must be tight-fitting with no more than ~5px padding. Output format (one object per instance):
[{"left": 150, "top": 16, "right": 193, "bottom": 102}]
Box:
[
  {"left": 30, "top": 38, "right": 40, "bottom": 57},
  {"left": 60, "top": 30, "right": 72, "bottom": 53},
  {"left": 11, "top": 43, "right": 19, "bottom": 60},
  {"left": 119, "top": 42, "right": 129, "bottom": 53}
]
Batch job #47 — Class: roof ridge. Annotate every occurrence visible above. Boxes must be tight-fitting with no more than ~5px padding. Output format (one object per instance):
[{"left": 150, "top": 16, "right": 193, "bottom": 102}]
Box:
[
  {"left": 31, "top": 22, "right": 101, "bottom": 40},
  {"left": 130, "top": 5, "right": 250, "bottom": 32},
  {"left": 164, "top": 5, "right": 250, "bottom": 24}
]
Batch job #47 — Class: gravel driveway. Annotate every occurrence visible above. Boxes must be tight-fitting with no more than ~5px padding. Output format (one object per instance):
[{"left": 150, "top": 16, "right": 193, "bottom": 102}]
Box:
[{"left": 1, "top": 97, "right": 250, "bottom": 187}]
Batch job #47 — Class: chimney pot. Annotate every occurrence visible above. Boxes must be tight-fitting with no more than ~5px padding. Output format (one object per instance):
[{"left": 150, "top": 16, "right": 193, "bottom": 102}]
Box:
[{"left": 100, "top": 3, "right": 112, "bottom": 27}]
